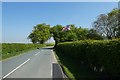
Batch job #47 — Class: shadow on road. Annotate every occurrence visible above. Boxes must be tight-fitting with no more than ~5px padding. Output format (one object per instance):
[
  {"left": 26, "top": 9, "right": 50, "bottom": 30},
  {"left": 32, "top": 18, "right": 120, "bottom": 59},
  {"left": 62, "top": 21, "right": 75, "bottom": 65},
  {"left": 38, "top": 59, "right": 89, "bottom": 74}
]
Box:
[
  {"left": 52, "top": 63, "right": 63, "bottom": 78},
  {"left": 42, "top": 47, "right": 54, "bottom": 50}
]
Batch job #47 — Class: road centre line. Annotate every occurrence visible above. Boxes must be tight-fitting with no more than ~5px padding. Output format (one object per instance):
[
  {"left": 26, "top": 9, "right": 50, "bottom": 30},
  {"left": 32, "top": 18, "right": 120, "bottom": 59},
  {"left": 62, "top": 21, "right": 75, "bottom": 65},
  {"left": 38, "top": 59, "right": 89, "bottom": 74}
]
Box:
[
  {"left": 2, "top": 58, "right": 30, "bottom": 79},
  {"left": 35, "top": 52, "right": 40, "bottom": 56}
]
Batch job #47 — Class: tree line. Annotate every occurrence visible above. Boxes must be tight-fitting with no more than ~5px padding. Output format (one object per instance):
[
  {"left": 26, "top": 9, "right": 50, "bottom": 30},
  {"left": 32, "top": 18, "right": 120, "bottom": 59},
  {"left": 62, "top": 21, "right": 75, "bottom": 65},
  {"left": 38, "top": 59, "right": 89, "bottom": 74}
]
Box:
[{"left": 28, "top": 8, "right": 120, "bottom": 46}]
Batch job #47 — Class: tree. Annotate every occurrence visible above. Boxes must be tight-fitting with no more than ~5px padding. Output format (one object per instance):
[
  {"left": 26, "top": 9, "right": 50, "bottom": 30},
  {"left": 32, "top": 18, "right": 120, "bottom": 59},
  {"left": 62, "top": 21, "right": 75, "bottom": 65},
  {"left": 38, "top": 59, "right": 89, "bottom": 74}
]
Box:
[
  {"left": 93, "top": 8, "right": 120, "bottom": 39},
  {"left": 50, "top": 24, "right": 78, "bottom": 47},
  {"left": 50, "top": 24, "right": 90, "bottom": 47},
  {"left": 93, "top": 14, "right": 112, "bottom": 39},
  {"left": 65, "top": 31, "right": 78, "bottom": 41},
  {"left": 28, "top": 23, "right": 50, "bottom": 44},
  {"left": 108, "top": 8, "right": 120, "bottom": 38},
  {"left": 86, "top": 29, "right": 103, "bottom": 40},
  {"left": 75, "top": 28, "right": 89, "bottom": 40},
  {"left": 28, "top": 31, "right": 39, "bottom": 44},
  {"left": 50, "top": 25, "right": 63, "bottom": 47}
]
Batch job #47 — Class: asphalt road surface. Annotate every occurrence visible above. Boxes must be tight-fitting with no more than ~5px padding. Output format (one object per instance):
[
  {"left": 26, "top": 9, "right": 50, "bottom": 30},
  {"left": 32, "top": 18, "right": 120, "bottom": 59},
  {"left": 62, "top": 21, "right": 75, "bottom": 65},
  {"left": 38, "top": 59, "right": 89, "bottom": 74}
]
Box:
[{"left": 1, "top": 47, "right": 64, "bottom": 79}]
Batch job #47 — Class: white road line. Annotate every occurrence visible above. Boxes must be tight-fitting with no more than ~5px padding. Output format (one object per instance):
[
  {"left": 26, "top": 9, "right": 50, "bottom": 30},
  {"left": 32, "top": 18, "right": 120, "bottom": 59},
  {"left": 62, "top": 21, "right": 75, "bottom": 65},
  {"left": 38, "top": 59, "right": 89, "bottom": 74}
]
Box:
[
  {"left": 51, "top": 63, "right": 53, "bottom": 78},
  {"left": 2, "top": 58, "right": 30, "bottom": 79},
  {"left": 52, "top": 51, "right": 57, "bottom": 63},
  {"left": 51, "top": 50, "right": 65, "bottom": 78},
  {"left": 57, "top": 63, "right": 65, "bottom": 78},
  {"left": 35, "top": 52, "right": 40, "bottom": 56}
]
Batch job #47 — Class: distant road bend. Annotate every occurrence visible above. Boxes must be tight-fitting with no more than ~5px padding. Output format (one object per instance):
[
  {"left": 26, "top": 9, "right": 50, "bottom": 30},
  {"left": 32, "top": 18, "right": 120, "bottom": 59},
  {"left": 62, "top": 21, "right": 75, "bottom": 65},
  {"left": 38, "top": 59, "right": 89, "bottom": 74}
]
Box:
[{"left": 1, "top": 46, "right": 65, "bottom": 79}]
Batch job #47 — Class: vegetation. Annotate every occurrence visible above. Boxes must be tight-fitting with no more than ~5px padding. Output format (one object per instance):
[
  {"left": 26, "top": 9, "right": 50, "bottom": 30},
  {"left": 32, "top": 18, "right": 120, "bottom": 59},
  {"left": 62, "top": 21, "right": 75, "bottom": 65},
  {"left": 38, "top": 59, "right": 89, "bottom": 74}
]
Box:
[
  {"left": 45, "top": 43, "right": 55, "bottom": 46},
  {"left": 93, "top": 8, "right": 120, "bottom": 39},
  {"left": 25, "top": 8, "right": 120, "bottom": 79},
  {"left": 28, "top": 23, "right": 51, "bottom": 44},
  {"left": 55, "top": 39, "right": 120, "bottom": 79},
  {"left": 50, "top": 24, "right": 103, "bottom": 47},
  {"left": 55, "top": 51, "right": 102, "bottom": 80},
  {"left": 0, "top": 44, "right": 2, "bottom": 60},
  {"left": 2, "top": 43, "right": 45, "bottom": 60},
  {"left": 55, "top": 52, "right": 76, "bottom": 80},
  {"left": 27, "top": 8, "right": 119, "bottom": 46},
  {"left": 2, "top": 7, "right": 119, "bottom": 79}
]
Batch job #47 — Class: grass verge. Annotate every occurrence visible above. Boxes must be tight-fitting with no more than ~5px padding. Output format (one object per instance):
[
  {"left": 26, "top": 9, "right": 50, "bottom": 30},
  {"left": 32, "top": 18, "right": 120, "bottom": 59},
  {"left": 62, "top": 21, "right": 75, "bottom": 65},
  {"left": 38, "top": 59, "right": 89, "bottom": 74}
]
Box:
[
  {"left": 45, "top": 43, "right": 55, "bottom": 46},
  {"left": 1, "top": 47, "right": 37, "bottom": 61},
  {"left": 54, "top": 50, "right": 76, "bottom": 80},
  {"left": 1, "top": 44, "right": 46, "bottom": 60}
]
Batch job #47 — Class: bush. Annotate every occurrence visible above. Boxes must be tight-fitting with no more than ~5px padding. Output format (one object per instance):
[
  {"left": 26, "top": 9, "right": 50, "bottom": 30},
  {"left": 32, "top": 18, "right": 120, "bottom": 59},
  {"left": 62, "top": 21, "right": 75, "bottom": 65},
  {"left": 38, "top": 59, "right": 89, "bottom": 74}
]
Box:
[{"left": 56, "top": 39, "right": 120, "bottom": 77}]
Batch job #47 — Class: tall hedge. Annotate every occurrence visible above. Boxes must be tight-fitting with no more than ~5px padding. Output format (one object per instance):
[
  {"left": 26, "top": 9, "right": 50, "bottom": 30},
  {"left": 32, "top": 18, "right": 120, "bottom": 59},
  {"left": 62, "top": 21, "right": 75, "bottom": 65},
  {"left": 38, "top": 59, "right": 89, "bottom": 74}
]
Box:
[{"left": 56, "top": 39, "right": 120, "bottom": 77}]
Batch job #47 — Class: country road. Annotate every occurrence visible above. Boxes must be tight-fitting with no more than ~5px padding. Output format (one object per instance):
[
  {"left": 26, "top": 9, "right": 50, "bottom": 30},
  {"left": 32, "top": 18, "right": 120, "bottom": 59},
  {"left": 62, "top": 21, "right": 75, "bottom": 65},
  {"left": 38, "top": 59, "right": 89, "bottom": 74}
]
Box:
[{"left": 1, "top": 47, "right": 64, "bottom": 79}]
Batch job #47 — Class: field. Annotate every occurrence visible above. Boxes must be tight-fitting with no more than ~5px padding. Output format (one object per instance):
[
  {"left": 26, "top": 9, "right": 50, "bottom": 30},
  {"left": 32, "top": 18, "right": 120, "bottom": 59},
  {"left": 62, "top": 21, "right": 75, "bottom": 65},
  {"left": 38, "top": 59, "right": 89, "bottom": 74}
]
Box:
[{"left": 1, "top": 43, "right": 46, "bottom": 60}]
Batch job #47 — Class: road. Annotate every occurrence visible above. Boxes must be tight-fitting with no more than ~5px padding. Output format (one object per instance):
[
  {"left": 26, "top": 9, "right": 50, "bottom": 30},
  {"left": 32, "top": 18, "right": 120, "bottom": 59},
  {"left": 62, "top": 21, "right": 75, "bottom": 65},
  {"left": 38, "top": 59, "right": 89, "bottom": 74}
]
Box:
[{"left": 1, "top": 47, "right": 64, "bottom": 79}]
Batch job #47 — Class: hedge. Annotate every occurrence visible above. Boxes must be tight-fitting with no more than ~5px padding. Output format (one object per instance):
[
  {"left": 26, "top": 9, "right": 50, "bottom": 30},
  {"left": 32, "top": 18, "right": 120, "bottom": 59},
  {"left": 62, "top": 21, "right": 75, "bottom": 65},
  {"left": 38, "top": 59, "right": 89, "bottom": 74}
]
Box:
[
  {"left": 56, "top": 39, "right": 120, "bottom": 77},
  {"left": 2, "top": 43, "right": 45, "bottom": 59}
]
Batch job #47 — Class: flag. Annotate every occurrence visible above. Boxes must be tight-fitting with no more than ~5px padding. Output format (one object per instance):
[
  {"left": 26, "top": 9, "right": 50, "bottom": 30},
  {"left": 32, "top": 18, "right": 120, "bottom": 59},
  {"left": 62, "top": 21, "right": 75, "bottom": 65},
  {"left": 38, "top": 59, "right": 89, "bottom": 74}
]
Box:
[{"left": 62, "top": 25, "right": 71, "bottom": 31}]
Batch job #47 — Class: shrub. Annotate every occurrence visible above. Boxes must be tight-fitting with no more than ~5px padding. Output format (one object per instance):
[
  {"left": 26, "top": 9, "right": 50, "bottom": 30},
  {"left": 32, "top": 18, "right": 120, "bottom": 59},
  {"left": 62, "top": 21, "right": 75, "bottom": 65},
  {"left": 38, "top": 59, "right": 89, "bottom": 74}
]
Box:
[{"left": 56, "top": 39, "right": 120, "bottom": 77}]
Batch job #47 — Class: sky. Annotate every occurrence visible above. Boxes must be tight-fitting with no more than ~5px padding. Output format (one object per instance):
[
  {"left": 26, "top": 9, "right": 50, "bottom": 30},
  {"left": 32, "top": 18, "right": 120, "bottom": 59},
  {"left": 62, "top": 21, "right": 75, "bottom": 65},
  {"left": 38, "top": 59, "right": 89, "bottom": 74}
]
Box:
[
  {"left": 2, "top": 0, "right": 119, "bottom": 2},
  {"left": 2, "top": 2, "right": 118, "bottom": 43}
]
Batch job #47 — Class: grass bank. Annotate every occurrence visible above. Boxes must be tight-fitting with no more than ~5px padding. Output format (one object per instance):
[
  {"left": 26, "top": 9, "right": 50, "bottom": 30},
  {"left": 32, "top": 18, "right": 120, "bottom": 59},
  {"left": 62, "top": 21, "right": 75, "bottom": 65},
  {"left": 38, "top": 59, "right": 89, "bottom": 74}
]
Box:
[{"left": 1, "top": 43, "right": 46, "bottom": 60}]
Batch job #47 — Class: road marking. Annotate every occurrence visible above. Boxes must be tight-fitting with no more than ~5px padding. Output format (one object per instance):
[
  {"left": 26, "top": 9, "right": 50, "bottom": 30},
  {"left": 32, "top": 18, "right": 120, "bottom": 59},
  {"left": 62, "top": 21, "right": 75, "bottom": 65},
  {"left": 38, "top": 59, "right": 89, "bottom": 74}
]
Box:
[
  {"left": 57, "top": 63, "right": 65, "bottom": 78},
  {"left": 51, "top": 63, "right": 53, "bottom": 78},
  {"left": 35, "top": 52, "right": 40, "bottom": 56},
  {"left": 51, "top": 50, "right": 65, "bottom": 78},
  {"left": 52, "top": 51, "right": 57, "bottom": 63},
  {"left": 2, "top": 58, "right": 30, "bottom": 79}
]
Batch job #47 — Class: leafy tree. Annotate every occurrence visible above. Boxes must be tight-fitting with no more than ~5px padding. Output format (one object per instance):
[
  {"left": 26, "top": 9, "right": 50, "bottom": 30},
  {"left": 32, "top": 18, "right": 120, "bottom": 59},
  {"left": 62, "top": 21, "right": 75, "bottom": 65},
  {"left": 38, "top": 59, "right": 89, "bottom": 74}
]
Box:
[
  {"left": 28, "top": 31, "right": 38, "bottom": 44},
  {"left": 75, "top": 28, "right": 89, "bottom": 40},
  {"left": 50, "top": 25, "right": 63, "bottom": 47},
  {"left": 86, "top": 29, "right": 103, "bottom": 40},
  {"left": 50, "top": 24, "right": 78, "bottom": 47},
  {"left": 93, "top": 8, "right": 120, "bottom": 39},
  {"left": 51, "top": 24, "right": 90, "bottom": 47},
  {"left": 65, "top": 31, "right": 78, "bottom": 41},
  {"left": 108, "top": 8, "right": 120, "bottom": 38},
  {"left": 93, "top": 14, "right": 112, "bottom": 39},
  {"left": 28, "top": 23, "right": 50, "bottom": 44},
  {"left": 60, "top": 30, "right": 78, "bottom": 42}
]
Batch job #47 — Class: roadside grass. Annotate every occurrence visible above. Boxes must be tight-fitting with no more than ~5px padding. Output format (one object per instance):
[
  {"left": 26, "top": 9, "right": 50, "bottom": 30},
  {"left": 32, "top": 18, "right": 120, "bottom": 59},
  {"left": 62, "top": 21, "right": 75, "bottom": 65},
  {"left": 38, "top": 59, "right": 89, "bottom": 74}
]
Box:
[
  {"left": 62, "top": 65, "right": 75, "bottom": 80},
  {"left": 1, "top": 47, "right": 38, "bottom": 61},
  {"left": 1, "top": 43, "right": 54, "bottom": 61},
  {"left": 54, "top": 50, "right": 75, "bottom": 80},
  {"left": 1, "top": 44, "right": 46, "bottom": 60},
  {"left": 45, "top": 43, "right": 55, "bottom": 46},
  {"left": 0, "top": 44, "right": 2, "bottom": 60},
  {"left": 55, "top": 51, "right": 103, "bottom": 80}
]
